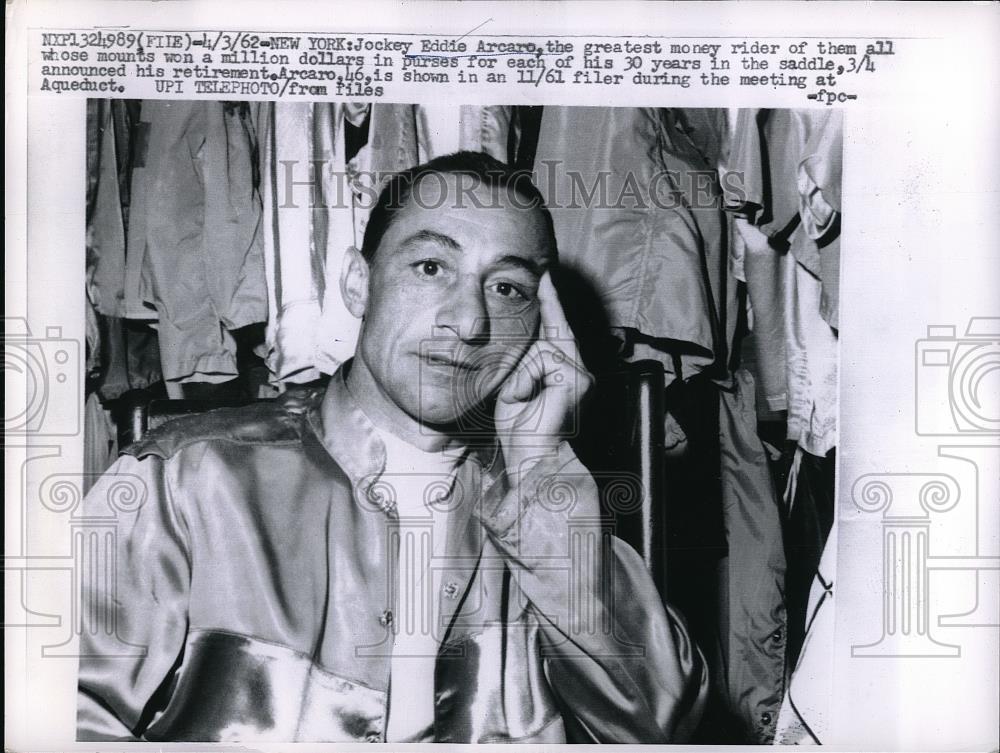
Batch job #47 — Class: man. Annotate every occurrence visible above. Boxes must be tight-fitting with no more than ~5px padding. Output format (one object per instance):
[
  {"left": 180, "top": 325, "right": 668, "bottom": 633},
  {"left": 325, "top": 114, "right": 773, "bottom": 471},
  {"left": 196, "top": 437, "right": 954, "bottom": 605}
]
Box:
[{"left": 77, "top": 152, "right": 707, "bottom": 743}]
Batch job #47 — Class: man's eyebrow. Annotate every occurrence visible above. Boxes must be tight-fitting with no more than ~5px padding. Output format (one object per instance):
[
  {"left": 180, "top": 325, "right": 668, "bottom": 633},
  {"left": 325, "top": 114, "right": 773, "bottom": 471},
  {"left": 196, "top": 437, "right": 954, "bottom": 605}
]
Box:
[
  {"left": 492, "top": 254, "right": 546, "bottom": 277},
  {"left": 398, "top": 229, "right": 463, "bottom": 253}
]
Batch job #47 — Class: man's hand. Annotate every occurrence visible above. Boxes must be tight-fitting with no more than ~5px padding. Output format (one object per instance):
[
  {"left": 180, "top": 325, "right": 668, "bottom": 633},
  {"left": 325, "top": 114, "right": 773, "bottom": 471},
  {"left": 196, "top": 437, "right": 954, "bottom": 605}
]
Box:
[{"left": 494, "top": 271, "right": 593, "bottom": 473}]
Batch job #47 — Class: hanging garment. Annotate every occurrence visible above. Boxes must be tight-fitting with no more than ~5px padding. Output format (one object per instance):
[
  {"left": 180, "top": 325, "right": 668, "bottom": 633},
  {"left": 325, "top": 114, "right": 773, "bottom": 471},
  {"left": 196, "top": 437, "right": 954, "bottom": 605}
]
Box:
[
  {"left": 313, "top": 103, "right": 370, "bottom": 376},
  {"left": 775, "top": 523, "right": 836, "bottom": 744},
  {"left": 659, "top": 375, "right": 728, "bottom": 742},
  {"left": 731, "top": 221, "right": 793, "bottom": 424},
  {"left": 533, "top": 107, "right": 736, "bottom": 383},
  {"left": 511, "top": 105, "right": 544, "bottom": 170},
  {"left": 85, "top": 99, "right": 162, "bottom": 399},
  {"left": 347, "top": 103, "right": 421, "bottom": 253},
  {"left": 717, "top": 369, "right": 788, "bottom": 743},
  {"left": 83, "top": 392, "right": 117, "bottom": 494},
  {"left": 727, "top": 110, "right": 799, "bottom": 240},
  {"left": 124, "top": 101, "right": 267, "bottom": 383},
  {"left": 656, "top": 369, "right": 787, "bottom": 744},
  {"left": 675, "top": 108, "right": 731, "bottom": 171},
  {"left": 733, "top": 218, "right": 789, "bottom": 415},
  {"left": 796, "top": 114, "right": 843, "bottom": 329},
  {"left": 732, "top": 215, "right": 838, "bottom": 457},
  {"left": 85, "top": 286, "right": 102, "bottom": 385},
  {"left": 255, "top": 102, "right": 353, "bottom": 384},
  {"left": 415, "top": 104, "right": 512, "bottom": 164},
  {"left": 784, "top": 254, "right": 839, "bottom": 457},
  {"left": 782, "top": 447, "right": 836, "bottom": 669},
  {"left": 725, "top": 109, "right": 843, "bottom": 330},
  {"left": 255, "top": 101, "right": 316, "bottom": 384},
  {"left": 86, "top": 100, "right": 129, "bottom": 318},
  {"left": 95, "top": 316, "right": 163, "bottom": 401}
]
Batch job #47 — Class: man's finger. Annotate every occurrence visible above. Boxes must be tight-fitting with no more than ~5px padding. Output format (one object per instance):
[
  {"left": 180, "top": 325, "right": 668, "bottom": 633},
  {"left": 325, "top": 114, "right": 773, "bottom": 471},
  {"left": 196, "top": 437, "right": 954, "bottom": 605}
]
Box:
[
  {"left": 502, "top": 344, "right": 545, "bottom": 403},
  {"left": 498, "top": 343, "right": 580, "bottom": 405},
  {"left": 537, "top": 272, "right": 582, "bottom": 362}
]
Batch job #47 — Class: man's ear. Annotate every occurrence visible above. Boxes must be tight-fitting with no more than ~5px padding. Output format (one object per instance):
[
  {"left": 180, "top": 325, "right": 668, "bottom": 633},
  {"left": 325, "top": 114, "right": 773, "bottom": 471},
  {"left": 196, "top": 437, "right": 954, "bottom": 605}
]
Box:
[{"left": 340, "top": 245, "right": 370, "bottom": 319}]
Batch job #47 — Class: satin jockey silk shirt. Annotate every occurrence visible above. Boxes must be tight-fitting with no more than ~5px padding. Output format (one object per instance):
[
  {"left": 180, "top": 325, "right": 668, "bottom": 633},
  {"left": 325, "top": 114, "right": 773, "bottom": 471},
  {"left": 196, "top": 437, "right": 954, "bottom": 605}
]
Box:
[{"left": 77, "top": 363, "right": 708, "bottom": 743}]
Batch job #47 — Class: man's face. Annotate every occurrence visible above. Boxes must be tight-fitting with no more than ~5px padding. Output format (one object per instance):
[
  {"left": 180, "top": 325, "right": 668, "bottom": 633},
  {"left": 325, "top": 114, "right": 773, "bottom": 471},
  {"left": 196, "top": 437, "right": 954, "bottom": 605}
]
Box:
[{"left": 356, "top": 175, "right": 553, "bottom": 430}]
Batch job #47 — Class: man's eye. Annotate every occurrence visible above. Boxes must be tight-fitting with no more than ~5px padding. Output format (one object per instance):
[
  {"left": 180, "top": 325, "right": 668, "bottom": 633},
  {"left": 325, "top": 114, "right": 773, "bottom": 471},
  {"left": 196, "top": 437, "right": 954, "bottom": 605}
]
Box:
[
  {"left": 490, "top": 281, "right": 529, "bottom": 301},
  {"left": 414, "top": 260, "right": 442, "bottom": 277}
]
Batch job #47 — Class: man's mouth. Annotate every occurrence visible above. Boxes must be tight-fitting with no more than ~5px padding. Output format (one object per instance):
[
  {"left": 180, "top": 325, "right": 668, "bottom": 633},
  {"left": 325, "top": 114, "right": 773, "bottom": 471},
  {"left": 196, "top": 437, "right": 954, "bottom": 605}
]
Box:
[{"left": 422, "top": 352, "right": 480, "bottom": 372}]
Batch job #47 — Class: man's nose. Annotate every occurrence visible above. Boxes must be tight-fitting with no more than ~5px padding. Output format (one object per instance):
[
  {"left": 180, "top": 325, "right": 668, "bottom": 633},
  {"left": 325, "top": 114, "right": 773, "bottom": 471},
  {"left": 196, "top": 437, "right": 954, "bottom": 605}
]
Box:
[{"left": 434, "top": 277, "right": 490, "bottom": 343}]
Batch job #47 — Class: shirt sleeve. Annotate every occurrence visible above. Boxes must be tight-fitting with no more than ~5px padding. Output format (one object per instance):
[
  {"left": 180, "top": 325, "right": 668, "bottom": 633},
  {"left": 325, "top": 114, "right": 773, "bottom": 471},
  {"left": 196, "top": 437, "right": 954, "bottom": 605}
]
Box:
[
  {"left": 477, "top": 442, "right": 709, "bottom": 743},
  {"left": 77, "top": 453, "right": 191, "bottom": 741}
]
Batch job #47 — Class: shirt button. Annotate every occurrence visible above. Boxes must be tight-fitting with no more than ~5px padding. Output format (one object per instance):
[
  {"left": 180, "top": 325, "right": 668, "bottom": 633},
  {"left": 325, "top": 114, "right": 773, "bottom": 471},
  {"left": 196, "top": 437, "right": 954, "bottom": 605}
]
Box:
[
  {"left": 379, "top": 609, "right": 393, "bottom": 627},
  {"left": 760, "top": 711, "right": 773, "bottom": 726}
]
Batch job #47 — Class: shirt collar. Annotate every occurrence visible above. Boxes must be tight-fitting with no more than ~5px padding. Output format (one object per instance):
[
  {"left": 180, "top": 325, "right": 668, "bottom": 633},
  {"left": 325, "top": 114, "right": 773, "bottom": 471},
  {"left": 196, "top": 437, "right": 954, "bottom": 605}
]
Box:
[{"left": 306, "top": 361, "right": 503, "bottom": 514}]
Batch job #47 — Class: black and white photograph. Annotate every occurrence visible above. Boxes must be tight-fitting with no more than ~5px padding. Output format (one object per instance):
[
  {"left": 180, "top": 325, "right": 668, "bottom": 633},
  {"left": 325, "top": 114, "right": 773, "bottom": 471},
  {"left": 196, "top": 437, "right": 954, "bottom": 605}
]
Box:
[
  {"left": 5, "top": 3, "right": 998, "bottom": 752},
  {"left": 77, "top": 101, "right": 841, "bottom": 744}
]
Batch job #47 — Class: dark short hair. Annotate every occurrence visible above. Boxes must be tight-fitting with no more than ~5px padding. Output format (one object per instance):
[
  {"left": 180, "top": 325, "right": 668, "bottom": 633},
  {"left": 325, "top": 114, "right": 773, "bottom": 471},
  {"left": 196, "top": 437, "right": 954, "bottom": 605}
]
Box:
[{"left": 359, "top": 150, "right": 557, "bottom": 265}]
